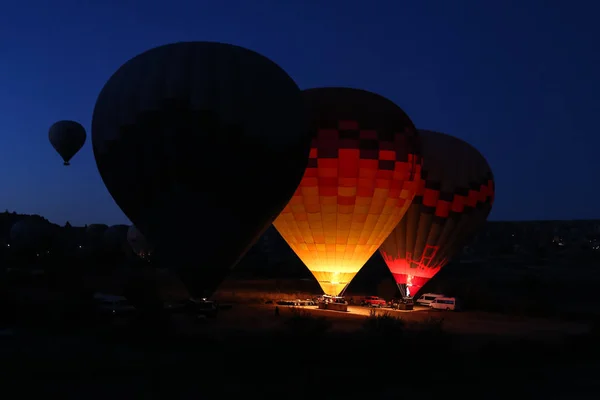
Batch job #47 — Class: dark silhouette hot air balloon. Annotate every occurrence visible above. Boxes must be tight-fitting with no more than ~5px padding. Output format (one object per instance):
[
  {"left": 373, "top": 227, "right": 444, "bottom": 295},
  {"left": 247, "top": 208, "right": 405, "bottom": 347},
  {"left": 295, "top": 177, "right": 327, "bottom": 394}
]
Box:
[
  {"left": 273, "top": 88, "right": 422, "bottom": 296},
  {"left": 379, "top": 130, "right": 495, "bottom": 297},
  {"left": 103, "top": 224, "right": 130, "bottom": 254},
  {"left": 48, "top": 120, "right": 87, "bottom": 166},
  {"left": 92, "top": 41, "right": 310, "bottom": 297}
]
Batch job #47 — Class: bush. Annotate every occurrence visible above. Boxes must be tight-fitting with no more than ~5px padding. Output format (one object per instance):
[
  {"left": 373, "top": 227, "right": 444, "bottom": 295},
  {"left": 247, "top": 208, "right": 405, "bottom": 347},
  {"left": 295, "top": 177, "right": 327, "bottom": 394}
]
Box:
[
  {"left": 362, "top": 309, "right": 406, "bottom": 336},
  {"left": 418, "top": 316, "right": 445, "bottom": 334},
  {"left": 589, "top": 317, "right": 600, "bottom": 338},
  {"left": 284, "top": 307, "right": 332, "bottom": 335},
  {"left": 410, "top": 316, "right": 451, "bottom": 353}
]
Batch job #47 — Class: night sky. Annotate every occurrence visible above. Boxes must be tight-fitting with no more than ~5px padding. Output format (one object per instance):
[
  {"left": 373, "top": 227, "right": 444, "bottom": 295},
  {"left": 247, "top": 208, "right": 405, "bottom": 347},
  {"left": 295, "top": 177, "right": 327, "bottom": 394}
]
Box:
[{"left": 0, "top": 0, "right": 597, "bottom": 226}]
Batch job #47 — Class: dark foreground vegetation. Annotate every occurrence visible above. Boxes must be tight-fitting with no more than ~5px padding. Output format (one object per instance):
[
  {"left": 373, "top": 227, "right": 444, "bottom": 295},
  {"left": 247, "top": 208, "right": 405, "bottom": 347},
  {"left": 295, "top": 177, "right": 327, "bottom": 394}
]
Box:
[
  {"left": 2, "top": 307, "right": 600, "bottom": 398},
  {"left": 1, "top": 213, "right": 600, "bottom": 397}
]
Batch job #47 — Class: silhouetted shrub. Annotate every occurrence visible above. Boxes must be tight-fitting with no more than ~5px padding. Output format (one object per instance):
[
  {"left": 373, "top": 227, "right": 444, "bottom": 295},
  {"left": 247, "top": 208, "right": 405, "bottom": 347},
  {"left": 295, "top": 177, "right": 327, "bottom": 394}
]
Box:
[
  {"left": 418, "top": 316, "right": 445, "bottom": 333},
  {"left": 411, "top": 316, "right": 451, "bottom": 352},
  {"left": 123, "top": 270, "right": 162, "bottom": 313},
  {"left": 60, "top": 287, "right": 96, "bottom": 327},
  {"left": 589, "top": 317, "right": 600, "bottom": 337},
  {"left": 0, "top": 287, "right": 13, "bottom": 327},
  {"left": 285, "top": 307, "right": 332, "bottom": 335},
  {"left": 362, "top": 309, "right": 406, "bottom": 337}
]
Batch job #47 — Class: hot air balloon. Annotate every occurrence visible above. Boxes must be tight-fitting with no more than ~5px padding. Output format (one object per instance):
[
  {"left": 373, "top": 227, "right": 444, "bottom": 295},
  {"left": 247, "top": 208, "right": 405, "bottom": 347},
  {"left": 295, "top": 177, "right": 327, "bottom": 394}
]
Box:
[
  {"left": 103, "top": 224, "right": 130, "bottom": 254},
  {"left": 273, "top": 88, "right": 422, "bottom": 296},
  {"left": 48, "top": 120, "right": 87, "bottom": 166},
  {"left": 92, "top": 41, "right": 310, "bottom": 297},
  {"left": 127, "top": 225, "right": 152, "bottom": 259},
  {"left": 379, "top": 130, "right": 494, "bottom": 297}
]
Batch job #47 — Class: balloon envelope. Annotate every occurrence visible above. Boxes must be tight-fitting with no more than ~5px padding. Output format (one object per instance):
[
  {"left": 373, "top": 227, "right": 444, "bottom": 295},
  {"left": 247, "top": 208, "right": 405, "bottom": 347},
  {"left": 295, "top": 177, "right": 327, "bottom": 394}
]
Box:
[
  {"left": 92, "top": 41, "right": 310, "bottom": 296},
  {"left": 103, "top": 224, "right": 130, "bottom": 253},
  {"left": 127, "top": 225, "right": 152, "bottom": 258},
  {"left": 48, "top": 120, "right": 87, "bottom": 166},
  {"left": 379, "top": 130, "right": 495, "bottom": 296},
  {"left": 273, "top": 87, "right": 422, "bottom": 296}
]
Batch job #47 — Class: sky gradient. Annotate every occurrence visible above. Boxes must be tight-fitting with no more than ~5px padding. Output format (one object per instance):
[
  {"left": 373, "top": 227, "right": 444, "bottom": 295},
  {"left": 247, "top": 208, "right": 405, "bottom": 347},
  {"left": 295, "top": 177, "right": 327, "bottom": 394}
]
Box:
[{"left": 0, "top": 0, "right": 597, "bottom": 226}]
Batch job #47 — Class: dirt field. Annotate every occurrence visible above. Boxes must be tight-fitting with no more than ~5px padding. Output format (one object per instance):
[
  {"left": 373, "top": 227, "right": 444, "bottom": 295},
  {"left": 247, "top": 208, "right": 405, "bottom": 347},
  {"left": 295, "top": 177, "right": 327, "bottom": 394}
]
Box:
[
  {"left": 1, "top": 301, "right": 597, "bottom": 398},
  {"left": 184, "top": 303, "right": 590, "bottom": 339}
]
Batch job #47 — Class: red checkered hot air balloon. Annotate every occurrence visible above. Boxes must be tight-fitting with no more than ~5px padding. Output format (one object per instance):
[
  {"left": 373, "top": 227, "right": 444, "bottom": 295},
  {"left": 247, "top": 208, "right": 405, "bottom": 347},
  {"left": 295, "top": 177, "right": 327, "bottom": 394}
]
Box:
[{"left": 379, "top": 130, "right": 494, "bottom": 297}]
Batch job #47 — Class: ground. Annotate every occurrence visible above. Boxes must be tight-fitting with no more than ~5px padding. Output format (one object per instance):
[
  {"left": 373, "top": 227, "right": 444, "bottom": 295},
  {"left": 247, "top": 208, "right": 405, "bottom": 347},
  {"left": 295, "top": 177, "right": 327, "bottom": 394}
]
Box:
[
  {"left": 2, "top": 274, "right": 599, "bottom": 398},
  {"left": 1, "top": 302, "right": 599, "bottom": 398},
  {"left": 200, "top": 303, "right": 590, "bottom": 337}
]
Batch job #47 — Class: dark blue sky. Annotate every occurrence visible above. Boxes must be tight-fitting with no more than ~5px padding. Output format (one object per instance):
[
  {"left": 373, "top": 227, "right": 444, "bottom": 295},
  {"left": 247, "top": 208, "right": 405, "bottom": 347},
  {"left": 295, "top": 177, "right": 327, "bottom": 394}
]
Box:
[{"left": 0, "top": 0, "right": 597, "bottom": 226}]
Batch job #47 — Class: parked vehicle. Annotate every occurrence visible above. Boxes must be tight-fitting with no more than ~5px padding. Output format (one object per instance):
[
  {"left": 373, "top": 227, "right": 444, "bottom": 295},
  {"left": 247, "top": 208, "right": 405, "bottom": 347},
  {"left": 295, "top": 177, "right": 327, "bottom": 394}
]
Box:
[
  {"left": 415, "top": 293, "right": 445, "bottom": 307},
  {"left": 316, "top": 295, "right": 347, "bottom": 304},
  {"left": 390, "top": 297, "right": 414, "bottom": 310},
  {"left": 276, "top": 299, "right": 315, "bottom": 306},
  {"left": 277, "top": 300, "right": 297, "bottom": 306},
  {"left": 361, "top": 296, "right": 387, "bottom": 308},
  {"left": 430, "top": 297, "right": 458, "bottom": 311},
  {"left": 93, "top": 293, "right": 136, "bottom": 317},
  {"left": 317, "top": 295, "right": 348, "bottom": 311},
  {"left": 163, "top": 300, "right": 188, "bottom": 313},
  {"left": 186, "top": 298, "right": 218, "bottom": 318}
]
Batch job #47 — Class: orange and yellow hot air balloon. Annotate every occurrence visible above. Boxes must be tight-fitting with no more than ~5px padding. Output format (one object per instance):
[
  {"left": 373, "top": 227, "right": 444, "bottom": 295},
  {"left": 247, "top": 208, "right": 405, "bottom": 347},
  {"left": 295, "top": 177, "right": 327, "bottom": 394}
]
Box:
[{"left": 273, "top": 87, "right": 422, "bottom": 296}]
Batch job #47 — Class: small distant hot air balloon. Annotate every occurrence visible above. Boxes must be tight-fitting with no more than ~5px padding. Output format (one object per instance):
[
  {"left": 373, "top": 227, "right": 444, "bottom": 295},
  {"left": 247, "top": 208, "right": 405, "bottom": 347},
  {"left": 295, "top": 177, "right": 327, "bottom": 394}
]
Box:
[
  {"left": 127, "top": 225, "right": 152, "bottom": 259},
  {"left": 379, "top": 130, "right": 495, "bottom": 298},
  {"left": 92, "top": 42, "right": 310, "bottom": 297},
  {"left": 48, "top": 120, "right": 87, "bottom": 166},
  {"left": 273, "top": 87, "right": 422, "bottom": 296}
]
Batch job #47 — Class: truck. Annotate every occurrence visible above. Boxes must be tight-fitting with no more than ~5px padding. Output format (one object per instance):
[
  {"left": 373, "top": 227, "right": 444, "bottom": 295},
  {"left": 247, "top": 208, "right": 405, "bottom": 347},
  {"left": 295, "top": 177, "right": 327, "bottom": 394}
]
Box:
[{"left": 361, "top": 296, "right": 387, "bottom": 308}]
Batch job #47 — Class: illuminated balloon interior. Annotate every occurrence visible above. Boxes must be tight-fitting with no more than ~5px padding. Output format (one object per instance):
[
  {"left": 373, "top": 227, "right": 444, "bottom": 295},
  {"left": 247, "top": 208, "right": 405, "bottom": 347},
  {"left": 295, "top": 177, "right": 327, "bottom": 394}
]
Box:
[
  {"left": 274, "top": 88, "right": 421, "bottom": 296},
  {"left": 379, "top": 130, "right": 494, "bottom": 297}
]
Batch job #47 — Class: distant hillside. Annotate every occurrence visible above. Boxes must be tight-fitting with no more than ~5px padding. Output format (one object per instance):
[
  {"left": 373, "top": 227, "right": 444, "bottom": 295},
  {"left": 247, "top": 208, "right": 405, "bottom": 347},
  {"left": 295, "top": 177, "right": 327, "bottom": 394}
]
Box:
[
  {"left": 0, "top": 211, "right": 56, "bottom": 242},
  {"left": 0, "top": 211, "right": 95, "bottom": 246},
  {"left": 2, "top": 209, "right": 598, "bottom": 270}
]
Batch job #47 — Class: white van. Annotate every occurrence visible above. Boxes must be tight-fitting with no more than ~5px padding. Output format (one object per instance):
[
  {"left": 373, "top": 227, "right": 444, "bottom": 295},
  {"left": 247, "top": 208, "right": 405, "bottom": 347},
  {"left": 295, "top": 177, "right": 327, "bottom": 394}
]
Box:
[
  {"left": 416, "top": 293, "right": 445, "bottom": 307},
  {"left": 94, "top": 293, "right": 136, "bottom": 316},
  {"left": 430, "top": 297, "right": 458, "bottom": 311}
]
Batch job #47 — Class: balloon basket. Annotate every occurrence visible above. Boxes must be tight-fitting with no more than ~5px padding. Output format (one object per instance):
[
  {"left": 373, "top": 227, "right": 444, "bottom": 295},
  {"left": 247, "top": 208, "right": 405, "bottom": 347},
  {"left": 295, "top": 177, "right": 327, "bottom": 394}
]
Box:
[
  {"left": 318, "top": 302, "right": 348, "bottom": 312},
  {"left": 63, "top": 162, "right": 70, "bottom": 166}
]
